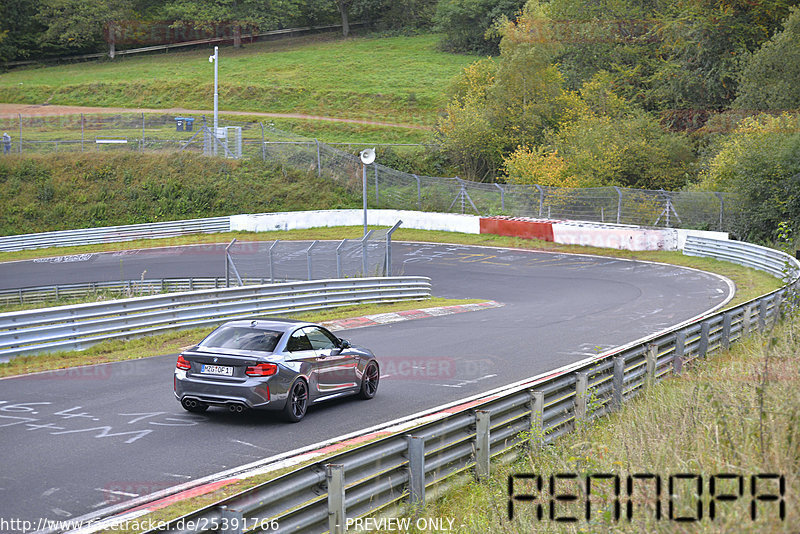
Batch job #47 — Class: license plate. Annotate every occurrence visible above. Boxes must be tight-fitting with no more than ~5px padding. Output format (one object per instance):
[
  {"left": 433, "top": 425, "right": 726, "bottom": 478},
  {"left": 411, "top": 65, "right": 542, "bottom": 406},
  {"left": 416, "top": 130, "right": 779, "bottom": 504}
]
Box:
[{"left": 200, "top": 364, "right": 233, "bottom": 376}]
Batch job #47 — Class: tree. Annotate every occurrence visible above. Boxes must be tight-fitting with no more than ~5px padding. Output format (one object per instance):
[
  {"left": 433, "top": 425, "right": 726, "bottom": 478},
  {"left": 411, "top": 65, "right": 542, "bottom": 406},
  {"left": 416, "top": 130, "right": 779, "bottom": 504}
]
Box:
[
  {"left": 433, "top": 0, "right": 526, "bottom": 54},
  {"left": 164, "top": 0, "right": 306, "bottom": 46},
  {"left": 436, "top": 2, "right": 579, "bottom": 179},
  {"left": 734, "top": 6, "right": 800, "bottom": 112},
  {"left": 647, "top": 0, "right": 797, "bottom": 118},
  {"left": 502, "top": 146, "right": 589, "bottom": 187},
  {"left": 698, "top": 113, "right": 800, "bottom": 241},
  {"left": 35, "top": 0, "right": 137, "bottom": 51},
  {"left": 0, "top": 0, "right": 48, "bottom": 62},
  {"left": 334, "top": 0, "right": 354, "bottom": 36}
]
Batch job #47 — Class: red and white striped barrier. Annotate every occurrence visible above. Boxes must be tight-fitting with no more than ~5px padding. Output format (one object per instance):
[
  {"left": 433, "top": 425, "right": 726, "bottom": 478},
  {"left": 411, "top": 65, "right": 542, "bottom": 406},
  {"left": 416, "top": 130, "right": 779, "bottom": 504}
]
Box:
[{"left": 479, "top": 216, "right": 727, "bottom": 251}]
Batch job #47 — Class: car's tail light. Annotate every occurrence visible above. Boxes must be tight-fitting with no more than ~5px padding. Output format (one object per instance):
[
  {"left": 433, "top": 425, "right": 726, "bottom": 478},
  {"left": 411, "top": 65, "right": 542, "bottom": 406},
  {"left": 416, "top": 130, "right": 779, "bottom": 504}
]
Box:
[
  {"left": 246, "top": 363, "right": 278, "bottom": 377},
  {"left": 176, "top": 355, "right": 191, "bottom": 370}
]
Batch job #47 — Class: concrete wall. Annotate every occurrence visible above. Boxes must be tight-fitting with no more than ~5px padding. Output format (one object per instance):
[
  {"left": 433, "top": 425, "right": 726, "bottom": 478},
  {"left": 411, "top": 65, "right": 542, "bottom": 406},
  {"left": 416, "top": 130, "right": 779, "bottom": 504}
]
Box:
[
  {"left": 230, "top": 210, "right": 481, "bottom": 235},
  {"left": 230, "top": 210, "right": 727, "bottom": 251}
]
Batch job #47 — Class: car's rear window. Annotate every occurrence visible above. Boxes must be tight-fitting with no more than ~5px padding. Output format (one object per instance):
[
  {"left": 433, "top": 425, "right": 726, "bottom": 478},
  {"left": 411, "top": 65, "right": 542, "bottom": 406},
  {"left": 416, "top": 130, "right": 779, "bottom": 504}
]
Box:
[{"left": 200, "top": 327, "right": 282, "bottom": 353}]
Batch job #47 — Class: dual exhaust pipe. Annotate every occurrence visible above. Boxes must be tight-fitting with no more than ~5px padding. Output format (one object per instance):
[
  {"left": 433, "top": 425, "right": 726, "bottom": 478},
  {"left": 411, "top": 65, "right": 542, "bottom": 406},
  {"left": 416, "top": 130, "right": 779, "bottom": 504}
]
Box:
[
  {"left": 182, "top": 398, "right": 247, "bottom": 413},
  {"left": 182, "top": 398, "right": 202, "bottom": 410}
]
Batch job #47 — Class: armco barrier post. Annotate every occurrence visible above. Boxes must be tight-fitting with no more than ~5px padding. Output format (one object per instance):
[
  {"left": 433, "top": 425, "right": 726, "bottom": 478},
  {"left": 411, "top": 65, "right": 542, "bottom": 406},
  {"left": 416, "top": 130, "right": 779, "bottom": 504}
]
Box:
[
  {"left": 772, "top": 293, "right": 783, "bottom": 326},
  {"left": 673, "top": 331, "right": 686, "bottom": 375},
  {"left": 722, "top": 312, "right": 733, "bottom": 350},
  {"left": 645, "top": 344, "right": 657, "bottom": 387},
  {"left": 327, "top": 464, "right": 346, "bottom": 534},
  {"left": 698, "top": 322, "right": 710, "bottom": 358},
  {"left": 406, "top": 436, "right": 425, "bottom": 509},
  {"left": 530, "top": 391, "right": 544, "bottom": 451},
  {"left": 574, "top": 372, "right": 588, "bottom": 424},
  {"left": 612, "top": 357, "right": 625, "bottom": 411},
  {"left": 475, "top": 411, "right": 490, "bottom": 481},
  {"left": 743, "top": 305, "right": 752, "bottom": 336},
  {"left": 219, "top": 506, "right": 243, "bottom": 534},
  {"left": 758, "top": 298, "right": 768, "bottom": 331}
]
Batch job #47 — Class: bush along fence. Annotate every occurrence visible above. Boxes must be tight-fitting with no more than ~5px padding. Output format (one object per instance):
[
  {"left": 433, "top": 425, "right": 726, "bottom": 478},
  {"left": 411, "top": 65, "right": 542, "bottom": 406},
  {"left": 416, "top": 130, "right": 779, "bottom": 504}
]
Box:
[{"left": 117, "top": 237, "right": 798, "bottom": 534}]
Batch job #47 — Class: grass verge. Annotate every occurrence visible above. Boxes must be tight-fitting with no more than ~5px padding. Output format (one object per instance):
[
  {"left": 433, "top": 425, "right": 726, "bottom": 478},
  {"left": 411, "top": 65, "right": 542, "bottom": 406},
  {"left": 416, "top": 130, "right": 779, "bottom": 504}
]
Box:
[{"left": 393, "top": 308, "right": 800, "bottom": 533}]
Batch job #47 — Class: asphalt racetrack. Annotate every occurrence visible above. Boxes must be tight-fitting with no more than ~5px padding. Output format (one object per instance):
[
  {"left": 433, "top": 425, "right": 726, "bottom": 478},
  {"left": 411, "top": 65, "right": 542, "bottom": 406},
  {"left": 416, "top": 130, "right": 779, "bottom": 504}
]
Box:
[{"left": 0, "top": 242, "right": 732, "bottom": 526}]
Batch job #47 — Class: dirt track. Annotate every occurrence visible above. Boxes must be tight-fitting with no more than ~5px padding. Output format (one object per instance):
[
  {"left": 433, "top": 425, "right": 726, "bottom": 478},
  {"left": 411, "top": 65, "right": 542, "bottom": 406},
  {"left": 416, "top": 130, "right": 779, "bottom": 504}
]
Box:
[{"left": 0, "top": 103, "right": 430, "bottom": 130}]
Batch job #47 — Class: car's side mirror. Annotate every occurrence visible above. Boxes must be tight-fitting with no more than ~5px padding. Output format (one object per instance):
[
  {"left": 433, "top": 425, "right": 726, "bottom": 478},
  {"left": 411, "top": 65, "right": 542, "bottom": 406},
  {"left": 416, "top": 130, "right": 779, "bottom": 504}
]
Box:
[{"left": 340, "top": 339, "right": 351, "bottom": 349}]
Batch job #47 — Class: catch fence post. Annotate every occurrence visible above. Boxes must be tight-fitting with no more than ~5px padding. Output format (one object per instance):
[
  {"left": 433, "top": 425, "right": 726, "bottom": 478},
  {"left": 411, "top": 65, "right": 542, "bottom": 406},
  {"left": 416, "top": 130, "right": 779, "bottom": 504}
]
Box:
[
  {"left": 535, "top": 184, "right": 544, "bottom": 217},
  {"left": 495, "top": 183, "right": 505, "bottom": 211},
  {"left": 269, "top": 240, "right": 280, "bottom": 283},
  {"left": 315, "top": 139, "right": 321, "bottom": 176},
  {"left": 306, "top": 240, "right": 319, "bottom": 281}
]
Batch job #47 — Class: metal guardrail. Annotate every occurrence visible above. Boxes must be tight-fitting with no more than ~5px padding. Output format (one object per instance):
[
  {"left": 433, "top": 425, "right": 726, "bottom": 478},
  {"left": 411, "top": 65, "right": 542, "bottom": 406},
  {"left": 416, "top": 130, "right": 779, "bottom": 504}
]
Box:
[
  {"left": 684, "top": 235, "right": 799, "bottom": 282},
  {"left": 0, "top": 217, "right": 231, "bottom": 252},
  {"left": 129, "top": 237, "right": 797, "bottom": 534},
  {"left": 0, "top": 277, "right": 276, "bottom": 307},
  {"left": 0, "top": 277, "right": 431, "bottom": 360}
]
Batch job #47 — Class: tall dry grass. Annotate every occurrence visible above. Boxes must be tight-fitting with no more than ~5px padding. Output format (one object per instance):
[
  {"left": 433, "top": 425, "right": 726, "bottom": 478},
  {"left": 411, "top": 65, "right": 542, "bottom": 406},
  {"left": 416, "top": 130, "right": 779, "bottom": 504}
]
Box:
[{"left": 397, "top": 308, "right": 800, "bottom": 533}]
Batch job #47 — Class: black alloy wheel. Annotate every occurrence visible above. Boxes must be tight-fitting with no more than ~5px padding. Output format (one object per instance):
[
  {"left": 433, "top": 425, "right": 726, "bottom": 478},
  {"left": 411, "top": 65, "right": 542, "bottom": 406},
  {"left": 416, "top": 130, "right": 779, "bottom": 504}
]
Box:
[
  {"left": 358, "top": 361, "right": 380, "bottom": 400},
  {"left": 284, "top": 379, "right": 309, "bottom": 422}
]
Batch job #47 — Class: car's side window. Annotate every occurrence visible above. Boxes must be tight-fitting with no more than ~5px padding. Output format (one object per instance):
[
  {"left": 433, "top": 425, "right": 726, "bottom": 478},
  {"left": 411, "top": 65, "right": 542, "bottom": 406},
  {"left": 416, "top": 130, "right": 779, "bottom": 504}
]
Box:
[
  {"left": 286, "top": 329, "right": 313, "bottom": 352},
  {"left": 304, "top": 327, "right": 338, "bottom": 351}
]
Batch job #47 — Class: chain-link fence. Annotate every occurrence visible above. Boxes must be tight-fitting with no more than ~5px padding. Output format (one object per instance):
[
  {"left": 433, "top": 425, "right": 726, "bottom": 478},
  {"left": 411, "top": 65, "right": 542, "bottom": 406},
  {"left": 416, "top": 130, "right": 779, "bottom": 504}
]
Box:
[
  {"left": 0, "top": 113, "right": 267, "bottom": 156},
  {"left": 223, "top": 226, "right": 401, "bottom": 286},
  {"left": 258, "top": 125, "right": 734, "bottom": 231},
  {"left": 0, "top": 113, "right": 735, "bottom": 231}
]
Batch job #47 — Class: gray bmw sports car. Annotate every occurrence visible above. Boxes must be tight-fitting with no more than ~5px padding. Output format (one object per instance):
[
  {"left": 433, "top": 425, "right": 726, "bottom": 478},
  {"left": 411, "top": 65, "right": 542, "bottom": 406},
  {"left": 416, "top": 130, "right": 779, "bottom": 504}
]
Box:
[{"left": 174, "top": 319, "right": 379, "bottom": 422}]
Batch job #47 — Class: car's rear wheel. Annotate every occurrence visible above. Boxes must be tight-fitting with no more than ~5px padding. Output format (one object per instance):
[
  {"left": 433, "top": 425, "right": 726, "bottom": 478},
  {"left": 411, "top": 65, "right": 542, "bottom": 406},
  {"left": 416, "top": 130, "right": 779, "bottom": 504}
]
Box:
[
  {"left": 358, "top": 360, "right": 380, "bottom": 400},
  {"left": 283, "top": 379, "right": 309, "bottom": 422}
]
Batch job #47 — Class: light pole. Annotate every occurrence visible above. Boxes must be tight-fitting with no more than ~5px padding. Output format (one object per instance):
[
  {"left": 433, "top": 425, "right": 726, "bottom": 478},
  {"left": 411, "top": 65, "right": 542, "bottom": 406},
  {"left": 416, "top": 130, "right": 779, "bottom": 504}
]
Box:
[
  {"left": 209, "top": 46, "right": 219, "bottom": 155},
  {"left": 359, "top": 148, "right": 376, "bottom": 236}
]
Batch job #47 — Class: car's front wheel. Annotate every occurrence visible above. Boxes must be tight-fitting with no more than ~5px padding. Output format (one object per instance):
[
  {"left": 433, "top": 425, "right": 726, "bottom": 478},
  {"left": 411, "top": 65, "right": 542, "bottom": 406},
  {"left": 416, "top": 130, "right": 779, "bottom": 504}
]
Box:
[
  {"left": 358, "top": 360, "right": 380, "bottom": 400},
  {"left": 283, "top": 379, "right": 309, "bottom": 422}
]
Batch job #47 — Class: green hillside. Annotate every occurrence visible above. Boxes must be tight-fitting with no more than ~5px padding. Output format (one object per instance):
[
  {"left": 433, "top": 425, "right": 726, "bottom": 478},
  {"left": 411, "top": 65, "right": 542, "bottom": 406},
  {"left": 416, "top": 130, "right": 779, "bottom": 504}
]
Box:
[
  {"left": 0, "top": 34, "right": 478, "bottom": 127},
  {"left": 0, "top": 152, "right": 360, "bottom": 236}
]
